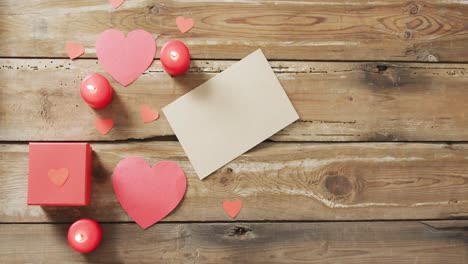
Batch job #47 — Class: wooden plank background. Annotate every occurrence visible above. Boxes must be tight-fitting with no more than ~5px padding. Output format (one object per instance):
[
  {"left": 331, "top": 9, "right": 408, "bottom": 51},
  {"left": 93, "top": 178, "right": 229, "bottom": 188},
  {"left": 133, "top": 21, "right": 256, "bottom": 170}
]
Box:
[
  {"left": 1, "top": 222, "right": 467, "bottom": 264},
  {"left": 2, "top": 142, "right": 467, "bottom": 222},
  {"left": 1, "top": 59, "right": 467, "bottom": 141},
  {"left": 1, "top": 0, "right": 468, "bottom": 61},
  {"left": 1, "top": 0, "right": 468, "bottom": 263}
]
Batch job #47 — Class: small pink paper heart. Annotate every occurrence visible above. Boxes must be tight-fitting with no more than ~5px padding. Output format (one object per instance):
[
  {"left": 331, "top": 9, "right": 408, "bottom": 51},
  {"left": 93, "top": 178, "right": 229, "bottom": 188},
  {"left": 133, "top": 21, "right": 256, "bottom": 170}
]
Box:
[
  {"left": 66, "top": 41, "right": 85, "bottom": 60},
  {"left": 223, "top": 200, "right": 242, "bottom": 218},
  {"left": 109, "top": 0, "right": 125, "bottom": 8},
  {"left": 95, "top": 118, "right": 114, "bottom": 135},
  {"left": 141, "top": 104, "right": 159, "bottom": 123},
  {"left": 48, "top": 168, "right": 69, "bottom": 187},
  {"left": 176, "top": 16, "right": 194, "bottom": 33}
]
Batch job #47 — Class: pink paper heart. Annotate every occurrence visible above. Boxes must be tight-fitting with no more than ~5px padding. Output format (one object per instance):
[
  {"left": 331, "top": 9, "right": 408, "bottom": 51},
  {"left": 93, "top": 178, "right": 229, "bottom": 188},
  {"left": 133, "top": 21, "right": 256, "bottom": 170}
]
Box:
[
  {"left": 109, "top": 0, "right": 125, "bottom": 8},
  {"left": 48, "top": 168, "right": 69, "bottom": 187},
  {"left": 95, "top": 118, "right": 114, "bottom": 135},
  {"left": 141, "top": 104, "right": 159, "bottom": 123},
  {"left": 223, "top": 199, "right": 242, "bottom": 218},
  {"left": 96, "top": 29, "right": 156, "bottom": 86},
  {"left": 112, "top": 158, "right": 187, "bottom": 229},
  {"left": 66, "top": 41, "right": 85, "bottom": 60},
  {"left": 176, "top": 16, "right": 194, "bottom": 33}
]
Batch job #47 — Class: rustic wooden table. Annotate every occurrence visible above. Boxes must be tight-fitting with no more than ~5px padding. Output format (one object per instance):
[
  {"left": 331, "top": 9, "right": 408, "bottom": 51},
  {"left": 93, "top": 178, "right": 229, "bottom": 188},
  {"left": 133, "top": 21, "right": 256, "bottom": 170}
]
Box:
[{"left": 1, "top": 0, "right": 467, "bottom": 263}]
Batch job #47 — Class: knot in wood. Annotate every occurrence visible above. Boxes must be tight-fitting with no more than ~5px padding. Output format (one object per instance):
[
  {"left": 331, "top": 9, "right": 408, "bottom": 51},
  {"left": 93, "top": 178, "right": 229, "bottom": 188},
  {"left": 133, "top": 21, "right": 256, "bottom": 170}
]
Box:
[
  {"left": 376, "top": 65, "right": 388, "bottom": 73},
  {"left": 146, "top": 4, "right": 159, "bottom": 15},
  {"left": 324, "top": 175, "right": 352, "bottom": 196},
  {"left": 226, "top": 225, "right": 253, "bottom": 239},
  {"left": 403, "top": 31, "right": 412, "bottom": 39},
  {"left": 427, "top": 54, "right": 438, "bottom": 62},
  {"left": 408, "top": 3, "right": 419, "bottom": 15},
  {"left": 219, "top": 176, "right": 229, "bottom": 185}
]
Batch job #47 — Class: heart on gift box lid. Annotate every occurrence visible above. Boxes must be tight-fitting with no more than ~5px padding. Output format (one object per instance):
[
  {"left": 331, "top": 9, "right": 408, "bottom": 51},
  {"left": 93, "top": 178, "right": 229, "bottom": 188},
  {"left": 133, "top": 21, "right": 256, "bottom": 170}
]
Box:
[
  {"left": 112, "top": 157, "right": 187, "bottom": 229},
  {"left": 48, "top": 168, "right": 69, "bottom": 187}
]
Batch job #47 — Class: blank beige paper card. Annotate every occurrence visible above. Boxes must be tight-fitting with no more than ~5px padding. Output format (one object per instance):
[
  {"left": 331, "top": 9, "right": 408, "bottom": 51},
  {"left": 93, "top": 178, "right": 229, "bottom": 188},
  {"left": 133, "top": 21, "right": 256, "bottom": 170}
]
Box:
[{"left": 163, "top": 49, "right": 299, "bottom": 179}]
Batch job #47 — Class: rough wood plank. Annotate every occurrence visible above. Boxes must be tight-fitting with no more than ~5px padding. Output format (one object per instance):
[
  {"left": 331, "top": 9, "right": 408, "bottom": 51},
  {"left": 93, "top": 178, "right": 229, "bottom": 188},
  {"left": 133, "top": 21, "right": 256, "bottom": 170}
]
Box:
[
  {"left": 1, "top": 59, "right": 467, "bottom": 141},
  {"left": 1, "top": 0, "right": 468, "bottom": 61},
  {"left": 0, "top": 221, "right": 467, "bottom": 264},
  {"left": 421, "top": 220, "right": 468, "bottom": 229},
  {"left": 1, "top": 142, "right": 467, "bottom": 222}
]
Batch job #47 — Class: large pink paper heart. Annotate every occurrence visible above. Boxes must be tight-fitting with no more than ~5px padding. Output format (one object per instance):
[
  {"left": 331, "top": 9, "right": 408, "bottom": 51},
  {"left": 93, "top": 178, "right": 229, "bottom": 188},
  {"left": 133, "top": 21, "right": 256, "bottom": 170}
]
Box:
[
  {"left": 96, "top": 29, "right": 156, "bottom": 86},
  {"left": 112, "top": 157, "right": 187, "bottom": 229}
]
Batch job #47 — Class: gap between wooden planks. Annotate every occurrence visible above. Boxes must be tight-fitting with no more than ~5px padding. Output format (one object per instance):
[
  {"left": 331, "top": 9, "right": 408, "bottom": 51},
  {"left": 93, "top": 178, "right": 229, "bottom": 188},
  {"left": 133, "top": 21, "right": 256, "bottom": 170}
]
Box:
[
  {"left": 0, "top": 221, "right": 466, "bottom": 264},
  {"left": 1, "top": 142, "right": 467, "bottom": 223},
  {"left": 1, "top": 59, "right": 467, "bottom": 141},
  {"left": 1, "top": 0, "right": 467, "bottom": 61}
]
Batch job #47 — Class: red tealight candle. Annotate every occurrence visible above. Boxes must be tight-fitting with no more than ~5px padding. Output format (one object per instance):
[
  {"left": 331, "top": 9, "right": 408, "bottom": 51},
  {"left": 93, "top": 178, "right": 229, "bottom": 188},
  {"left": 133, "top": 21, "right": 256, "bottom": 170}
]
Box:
[
  {"left": 67, "top": 218, "right": 103, "bottom": 253},
  {"left": 80, "top": 73, "right": 113, "bottom": 109},
  {"left": 160, "top": 40, "right": 190, "bottom": 76}
]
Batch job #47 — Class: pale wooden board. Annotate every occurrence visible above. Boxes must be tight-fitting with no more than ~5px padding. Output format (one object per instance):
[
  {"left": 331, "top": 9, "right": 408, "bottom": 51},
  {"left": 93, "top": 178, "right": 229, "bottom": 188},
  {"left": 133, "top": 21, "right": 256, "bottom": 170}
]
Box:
[
  {"left": 0, "top": 221, "right": 467, "bottom": 264},
  {"left": 1, "top": 0, "right": 468, "bottom": 61},
  {"left": 1, "top": 142, "right": 467, "bottom": 222},
  {"left": 1, "top": 59, "right": 467, "bottom": 141}
]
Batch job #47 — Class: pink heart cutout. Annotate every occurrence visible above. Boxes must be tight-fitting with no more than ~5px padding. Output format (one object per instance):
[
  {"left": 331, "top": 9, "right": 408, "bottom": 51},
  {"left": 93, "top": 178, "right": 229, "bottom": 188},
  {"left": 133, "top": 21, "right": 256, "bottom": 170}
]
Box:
[
  {"left": 48, "top": 168, "right": 69, "bottom": 187},
  {"left": 96, "top": 29, "right": 156, "bottom": 86},
  {"left": 95, "top": 118, "right": 114, "bottom": 135},
  {"left": 109, "top": 0, "right": 125, "bottom": 8},
  {"left": 176, "top": 16, "right": 194, "bottom": 33},
  {"left": 66, "top": 41, "right": 85, "bottom": 60},
  {"left": 223, "top": 200, "right": 242, "bottom": 218},
  {"left": 112, "top": 158, "right": 187, "bottom": 229},
  {"left": 141, "top": 104, "right": 159, "bottom": 123}
]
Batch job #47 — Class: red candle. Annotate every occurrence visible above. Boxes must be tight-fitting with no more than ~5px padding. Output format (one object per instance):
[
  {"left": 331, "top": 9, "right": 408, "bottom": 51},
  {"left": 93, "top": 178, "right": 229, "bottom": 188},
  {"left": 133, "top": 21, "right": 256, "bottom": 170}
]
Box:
[
  {"left": 68, "top": 218, "right": 103, "bottom": 253},
  {"left": 80, "top": 73, "right": 113, "bottom": 109},
  {"left": 160, "top": 40, "right": 190, "bottom": 76}
]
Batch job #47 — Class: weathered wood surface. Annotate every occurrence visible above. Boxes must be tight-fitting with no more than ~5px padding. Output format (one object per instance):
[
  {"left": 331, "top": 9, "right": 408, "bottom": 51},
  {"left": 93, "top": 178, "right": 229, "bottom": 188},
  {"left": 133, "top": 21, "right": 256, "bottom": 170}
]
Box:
[
  {"left": 2, "top": 142, "right": 467, "bottom": 222},
  {"left": 1, "top": 59, "right": 467, "bottom": 141},
  {"left": 2, "top": 0, "right": 468, "bottom": 262},
  {"left": 421, "top": 220, "right": 468, "bottom": 229},
  {"left": 0, "top": 221, "right": 467, "bottom": 264},
  {"left": 1, "top": 1, "right": 468, "bottom": 61}
]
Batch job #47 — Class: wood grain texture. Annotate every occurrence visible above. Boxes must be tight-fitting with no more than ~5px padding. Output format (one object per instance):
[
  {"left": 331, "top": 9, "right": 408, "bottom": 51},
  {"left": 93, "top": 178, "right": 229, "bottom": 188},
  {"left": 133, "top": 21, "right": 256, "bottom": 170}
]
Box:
[
  {"left": 0, "top": 221, "right": 467, "bottom": 264},
  {"left": 1, "top": 142, "right": 467, "bottom": 222},
  {"left": 1, "top": 0, "right": 468, "bottom": 61},
  {"left": 1, "top": 59, "right": 467, "bottom": 141},
  {"left": 421, "top": 220, "right": 468, "bottom": 229}
]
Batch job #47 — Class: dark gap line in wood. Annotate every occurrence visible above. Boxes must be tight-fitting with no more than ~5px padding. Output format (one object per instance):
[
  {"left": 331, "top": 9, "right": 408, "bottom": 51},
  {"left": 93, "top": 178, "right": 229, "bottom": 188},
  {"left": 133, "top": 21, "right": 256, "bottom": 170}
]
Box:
[
  {"left": 4, "top": 140, "right": 468, "bottom": 145},
  {"left": 2, "top": 219, "right": 467, "bottom": 225},
  {"left": 1, "top": 56, "right": 467, "bottom": 65}
]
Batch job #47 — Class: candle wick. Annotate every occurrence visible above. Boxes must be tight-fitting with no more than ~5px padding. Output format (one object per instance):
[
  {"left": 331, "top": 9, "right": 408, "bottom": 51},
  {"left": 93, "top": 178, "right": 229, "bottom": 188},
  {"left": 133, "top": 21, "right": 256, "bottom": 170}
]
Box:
[
  {"left": 75, "top": 233, "right": 86, "bottom": 243},
  {"left": 86, "top": 84, "right": 97, "bottom": 92},
  {"left": 170, "top": 51, "right": 179, "bottom": 60}
]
